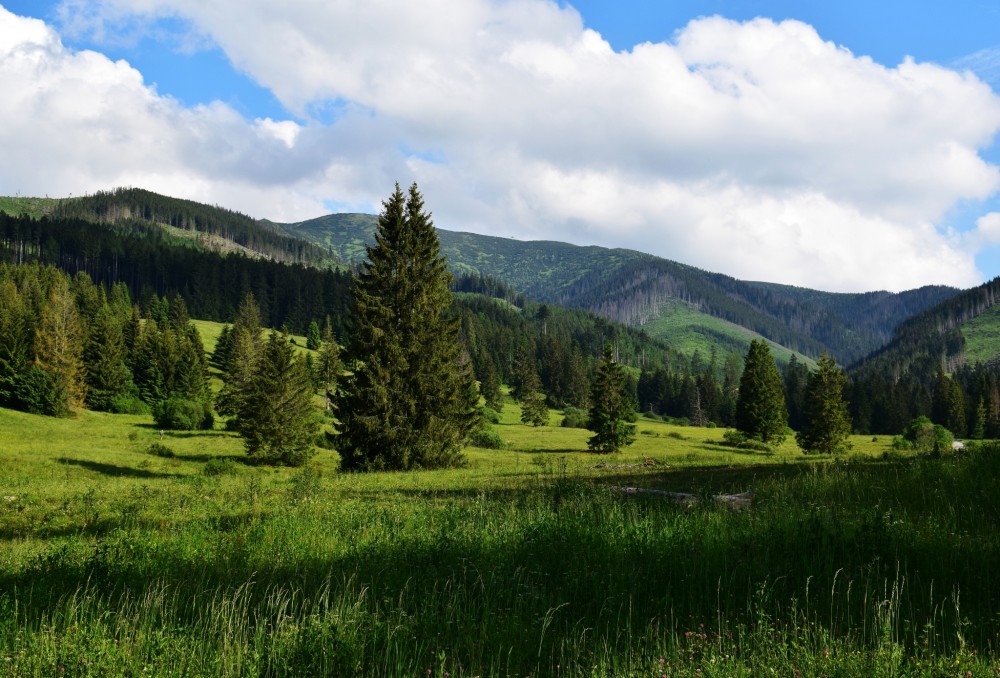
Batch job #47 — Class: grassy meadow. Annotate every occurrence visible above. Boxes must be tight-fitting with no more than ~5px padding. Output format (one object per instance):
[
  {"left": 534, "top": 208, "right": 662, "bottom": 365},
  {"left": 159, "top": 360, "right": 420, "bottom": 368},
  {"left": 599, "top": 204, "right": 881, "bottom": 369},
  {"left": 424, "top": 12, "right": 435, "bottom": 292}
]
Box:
[{"left": 2, "top": 395, "right": 1000, "bottom": 676}]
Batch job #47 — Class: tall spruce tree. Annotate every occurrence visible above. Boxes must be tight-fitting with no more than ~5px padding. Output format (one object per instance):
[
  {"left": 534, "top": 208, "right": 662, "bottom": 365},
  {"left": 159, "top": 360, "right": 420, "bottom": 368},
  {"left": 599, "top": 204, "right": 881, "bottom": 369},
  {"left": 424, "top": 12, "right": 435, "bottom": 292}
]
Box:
[
  {"left": 519, "top": 366, "right": 549, "bottom": 427},
  {"left": 317, "top": 318, "right": 341, "bottom": 411},
  {"left": 34, "top": 277, "right": 86, "bottom": 416},
  {"left": 735, "top": 339, "right": 787, "bottom": 443},
  {"left": 796, "top": 354, "right": 851, "bottom": 454},
  {"left": 587, "top": 342, "right": 637, "bottom": 453},
  {"left": 236, "top": 331, "right": 317, "bottom": 466},
  {"left": 335, "top": 183, "right": 479, "bottom": 470}
]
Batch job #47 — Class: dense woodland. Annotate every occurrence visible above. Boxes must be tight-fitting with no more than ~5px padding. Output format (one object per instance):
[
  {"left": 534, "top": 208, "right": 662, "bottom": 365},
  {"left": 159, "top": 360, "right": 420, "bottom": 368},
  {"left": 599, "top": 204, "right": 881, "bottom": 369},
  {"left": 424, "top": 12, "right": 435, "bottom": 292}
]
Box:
[
  {"left": 3, "top": 198, "right": 1000, "bottom": 442},
  {"left": 51, "top": 188, "right": 336, "bottom": 266}
]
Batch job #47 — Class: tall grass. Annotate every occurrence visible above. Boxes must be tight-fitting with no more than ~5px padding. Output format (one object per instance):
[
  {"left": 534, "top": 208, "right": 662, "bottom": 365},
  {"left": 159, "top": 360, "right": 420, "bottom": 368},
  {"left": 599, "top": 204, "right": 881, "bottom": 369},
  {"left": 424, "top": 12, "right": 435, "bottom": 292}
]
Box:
[{"left": 2, "top": 439, "right": 999, "bottom": 675}]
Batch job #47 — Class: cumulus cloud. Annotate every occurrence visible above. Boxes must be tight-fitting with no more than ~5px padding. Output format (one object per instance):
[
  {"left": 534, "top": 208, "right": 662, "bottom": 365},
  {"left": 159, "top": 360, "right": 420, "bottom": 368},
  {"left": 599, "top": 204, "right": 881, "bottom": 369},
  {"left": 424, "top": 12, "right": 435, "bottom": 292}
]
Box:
[{"left": 5, "top": 1, "right": 1000, "bottom": 291}]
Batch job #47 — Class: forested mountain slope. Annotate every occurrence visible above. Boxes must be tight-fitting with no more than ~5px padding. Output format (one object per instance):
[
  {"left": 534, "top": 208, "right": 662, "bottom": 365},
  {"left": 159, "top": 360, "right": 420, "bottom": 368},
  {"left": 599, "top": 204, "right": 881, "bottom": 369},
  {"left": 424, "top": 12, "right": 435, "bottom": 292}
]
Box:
[
  {"left": 0, "top": 189, "right": 961, "bottom": 367},
  {"left": 280, "top": 212, "right": 958, "bottom": 365},
  {"left": 4, "top": 188, "right": 337, "bottom": 267}
]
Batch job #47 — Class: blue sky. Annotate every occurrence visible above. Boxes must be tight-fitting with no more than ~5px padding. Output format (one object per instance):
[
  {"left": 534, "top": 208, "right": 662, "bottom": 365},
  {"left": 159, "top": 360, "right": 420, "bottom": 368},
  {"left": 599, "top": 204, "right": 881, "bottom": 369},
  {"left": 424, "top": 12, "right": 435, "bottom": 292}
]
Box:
[{"left": 2, "top": 0, "right": 1000, "bottom": 292}]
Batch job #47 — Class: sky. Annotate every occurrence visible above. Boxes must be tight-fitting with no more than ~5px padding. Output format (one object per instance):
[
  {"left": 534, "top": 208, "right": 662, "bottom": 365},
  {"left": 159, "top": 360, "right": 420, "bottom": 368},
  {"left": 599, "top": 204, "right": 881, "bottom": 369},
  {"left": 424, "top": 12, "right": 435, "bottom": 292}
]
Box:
[{"left": 2, "top": 1, "right": 1000, "bottom": 293}]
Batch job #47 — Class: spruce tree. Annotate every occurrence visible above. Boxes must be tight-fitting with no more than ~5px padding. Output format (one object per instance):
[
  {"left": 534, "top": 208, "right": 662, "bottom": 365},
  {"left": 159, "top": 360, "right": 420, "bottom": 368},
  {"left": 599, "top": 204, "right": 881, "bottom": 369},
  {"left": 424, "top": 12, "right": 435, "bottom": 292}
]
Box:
[
  {"left": 335, "top": 183, "right": 479, "bottom": 471},
  {"left": 735, "top": 339, "right": 787, "bottom": 443},
  {"left": 237, "top": 331, "right": 317, "bottom": 466},
  {"left": 586, "top": 342, "right": 637, "bottom": 453},
  {"left": 34, "top": 278, "right": 86, "bottom": 416},
  {"left": 216, "top": 293, "right": 264, "bottom": 418},
  {"left": 306, "top": 320, "right": 322, "bottom": 350},
  {"left": 519, "top": 366, "right": 549, "bottom": 426},
  {"left": 83, "top": 304, "right": 133, "bottom": 411},
  {"left": 317, "top": 319, "right": 341, "bottom": 411},
  {"left": 796, "top": 354, "right": 851, "bottom": 454},
  {"left": 0, "top": 280, "right": 32, "bottom": 408}
]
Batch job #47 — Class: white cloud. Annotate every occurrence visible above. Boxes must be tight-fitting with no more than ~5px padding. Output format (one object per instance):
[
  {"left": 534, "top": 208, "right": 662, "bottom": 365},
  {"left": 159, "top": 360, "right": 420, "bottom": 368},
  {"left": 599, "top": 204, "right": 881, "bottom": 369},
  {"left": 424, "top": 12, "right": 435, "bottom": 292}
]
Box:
[{"left": 5, "top": 2, "right": 1000, "bottom": 291}]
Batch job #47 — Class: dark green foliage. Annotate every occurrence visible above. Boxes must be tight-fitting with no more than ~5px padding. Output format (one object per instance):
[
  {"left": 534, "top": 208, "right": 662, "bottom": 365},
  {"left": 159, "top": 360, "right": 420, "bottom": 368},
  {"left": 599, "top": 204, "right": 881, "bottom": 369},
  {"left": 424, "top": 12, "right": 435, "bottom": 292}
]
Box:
[
  {"left": 14, "top": 365, "right": 59, "bottom": 416},
  {"left": 479, "top": 406, "right": 501, "bottom": 424},
  {"left": 586, "top": 343, "right": 637, "bottom": 453},
  {"left": 202, "top": 458, "right": 240, "bottom": 476},
  {"left": 520, "top": 391, "right": 549, "bottom": 427},
  {"left": 783, "top": 354, "right": 809, "bottom": 431},
  {"left": 335, "top": 184, "right": 479, "bottom": 471},
  {"left": 796, "top": 354, "right": 851, "bottom": 455},
  {"left": 83, "top": 305, "right": 134, "bottom": 412},
  {"left": 720, "top": 429, "right": 773, "bottom": 452},
  {"left": 305, "top": 320, "right": 321, "bottom": 350},
  {"left": 0, "top": 280, "right": 33, "bottom": 408},
  {"left": 146, "top": 442, "right": 175, "bottom": 458},
  {"left": 560, "top": 406, "right": 588, "bottom": 428},
  {"left": 735, "top": 340, "right": 787, "bottom": 444},
  {"left": 216, "top": 294, "right": 264, "bottom": 419},
  {"left": 0, "top": 211, "right": 351, "bottom": 337},
  {"left": 476, "top": 354, "right": 503, "bottom": 411},
  {"left": 897, "top": 415, "right": 954, "bottom": 453},
  {"left": 468, "top": 425, "right": 506, "bottom": 449},
  {"left": 236, "top": 331, "right": 317, "bottom": 467},
  {"left": 152, "top": 397, "right": 214, "bottom": 431},
  {"left": 317, "top": 319, "right": 341, "bottom": 411},
  {"left": 518, "top": 367, "right": 549, "bottom": 427},
  {"left": 34, "top": 276, "right": 86, "bottom": 415}
]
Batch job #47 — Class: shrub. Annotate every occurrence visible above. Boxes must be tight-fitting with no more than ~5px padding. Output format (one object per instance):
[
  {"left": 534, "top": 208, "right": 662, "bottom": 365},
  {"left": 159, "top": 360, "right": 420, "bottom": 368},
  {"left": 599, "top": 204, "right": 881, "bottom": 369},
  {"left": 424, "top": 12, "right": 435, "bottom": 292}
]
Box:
[
  {"left": 902, "top": 416, "right": 953, "bottom": 454},
  {"left": 560, "top": 406, "right": 588, "bottom": 429},
  {"left": 720, "top": 429, "right": 773, "bottom": 453},
  {"left": 153, "top": 398, "right": 214, "bottom": 431},
  {"left": 109, "top": 394, "right": 149, "bottom": 415},
  {"left": 202, "top": 458, "right": 239, "bottom": 476},
  {"left": 479, "top": 406, "right": 501, "bottom": 425},
  {"left": 147, "top": 442, "right": 175, "bottom": 458},
  {"left": 468, "top": 425, "right": 506, "bottom": 449},
  {"left": 315, "top": 429, "right": 337, "bottom": 450}
]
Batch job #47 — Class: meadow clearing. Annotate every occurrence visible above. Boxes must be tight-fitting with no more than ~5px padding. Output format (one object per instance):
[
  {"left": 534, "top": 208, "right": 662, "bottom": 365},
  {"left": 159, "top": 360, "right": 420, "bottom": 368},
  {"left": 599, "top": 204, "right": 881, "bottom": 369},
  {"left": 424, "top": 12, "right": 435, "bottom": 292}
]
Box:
[{"left": 1, "top": 399, "right": 999, "bottom": 676}]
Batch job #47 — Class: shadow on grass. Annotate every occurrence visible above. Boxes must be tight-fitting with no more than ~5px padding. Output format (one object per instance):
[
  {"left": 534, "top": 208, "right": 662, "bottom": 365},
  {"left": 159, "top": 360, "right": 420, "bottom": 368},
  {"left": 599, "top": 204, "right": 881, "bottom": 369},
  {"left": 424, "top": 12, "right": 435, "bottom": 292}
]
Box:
[
  {"left": 694, "top": 441, "right": 780, "bottom": 456},
  {"left": 591, "top": 461, "right": 812, "bottom": 494},
  {"left": 57, "top": 457, "right": 184, "bottom": 479}
]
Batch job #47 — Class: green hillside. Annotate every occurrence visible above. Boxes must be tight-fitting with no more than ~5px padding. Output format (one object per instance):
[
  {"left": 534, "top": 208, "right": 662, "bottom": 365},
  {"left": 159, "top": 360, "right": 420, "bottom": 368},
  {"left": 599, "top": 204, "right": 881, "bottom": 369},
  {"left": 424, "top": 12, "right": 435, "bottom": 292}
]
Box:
[
  {"left": 280, "top": 212, "right": 957, "bottom": 366},
  {"left": 642, "top": 300, "right": 816, "bottom": 368},
  {"left": 0, "top": 196, "right": 60, "bottom": 219},
  {"left": 962, "top": 303, "right": 1000, "bottom": 365}
]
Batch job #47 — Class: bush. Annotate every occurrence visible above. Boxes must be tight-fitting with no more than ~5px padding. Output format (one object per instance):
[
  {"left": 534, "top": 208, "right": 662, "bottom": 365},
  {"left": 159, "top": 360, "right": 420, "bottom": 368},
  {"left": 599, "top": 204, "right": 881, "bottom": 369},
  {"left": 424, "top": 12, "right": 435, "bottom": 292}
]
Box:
[
  {"left": 720, "top": 429, "right": 773, "bottom": 453},
  {"left": 203, "top": 458, "right": 239, "bottom": 476},
  {"left": 153, "top": 398, "right": 214, "bottom": 431},
  {"left": 147, "top": 442, "right": 175, "bottom": 458},
  {"left": 109, "top": 394, "right": 149, "bottom": 415},
  {"left": 479, "top": 406, "right": 501, "bottom": 425},
  {"left": 315, "top": 428, "right": 337, "bottom": 450},
  {"left": 560, "top": 406, "right": 588, "bottom": 429},
  {"left": 902, "top": 416, "right": 953, "bottom": 454},
  {"left": 468, "top": 425, "right": 506, "bottom": 449}
]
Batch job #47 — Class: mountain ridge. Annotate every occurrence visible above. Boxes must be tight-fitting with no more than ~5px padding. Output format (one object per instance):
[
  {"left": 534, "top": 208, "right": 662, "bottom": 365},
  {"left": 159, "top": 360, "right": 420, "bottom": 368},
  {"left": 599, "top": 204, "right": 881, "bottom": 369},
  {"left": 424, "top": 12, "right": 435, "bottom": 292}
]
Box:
[
  {"left": 278, "top": 211, "right": 959, "bottom": 365},
  {"left": 0, "top": 189, "right": 961, "bottom": 367}
]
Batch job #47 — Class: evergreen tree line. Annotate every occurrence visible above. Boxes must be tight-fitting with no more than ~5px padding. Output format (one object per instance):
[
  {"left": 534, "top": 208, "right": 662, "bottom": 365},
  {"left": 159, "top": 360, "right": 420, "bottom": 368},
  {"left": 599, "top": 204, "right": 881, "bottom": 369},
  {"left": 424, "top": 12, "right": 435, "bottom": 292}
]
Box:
[
  {"left": 552, "top": 257, "right": 957, "bottom": 365},
  {"left": 50, "top": 187, "right": 335, "bottom": 266},
  {"left": 0, "top": 263, "right": 208, "bottom": 418},
  {"left": 0, "top": 211, "right": 351, "bottom": 337}
]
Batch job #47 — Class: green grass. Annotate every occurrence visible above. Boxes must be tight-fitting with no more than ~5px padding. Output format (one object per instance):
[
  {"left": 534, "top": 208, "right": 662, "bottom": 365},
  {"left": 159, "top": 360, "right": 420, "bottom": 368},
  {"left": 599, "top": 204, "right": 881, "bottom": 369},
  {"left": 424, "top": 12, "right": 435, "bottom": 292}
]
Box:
[
  {"left": 2, "top": 400, "right": 999, "bottom": 675},
  {"left": 642, "top": 301, "right": 816, "bottom": 368},
  {"left": 0, "top": 196, "right": 61, "bottom": 219},
  {"left": 961, "top": 303, "right": 1000, "bottom": 365}
]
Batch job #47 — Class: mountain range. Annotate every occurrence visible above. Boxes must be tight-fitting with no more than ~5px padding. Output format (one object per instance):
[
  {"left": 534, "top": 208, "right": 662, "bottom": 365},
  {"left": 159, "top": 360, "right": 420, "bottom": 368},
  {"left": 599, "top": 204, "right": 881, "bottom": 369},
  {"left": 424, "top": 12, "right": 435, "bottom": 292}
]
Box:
[{"left": 4, "top": 188, "right": 994, "bottom": 371}]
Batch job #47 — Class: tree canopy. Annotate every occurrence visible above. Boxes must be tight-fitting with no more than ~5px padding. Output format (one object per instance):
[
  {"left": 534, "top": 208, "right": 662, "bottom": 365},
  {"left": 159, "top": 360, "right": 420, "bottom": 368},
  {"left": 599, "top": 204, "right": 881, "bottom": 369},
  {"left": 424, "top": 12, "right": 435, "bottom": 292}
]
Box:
[
  {"left": 335, "top": 183, "right": 479, "bottom": 471},
  {"left": 735, "top": 339, "right": 787, "bottom": 444}
]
